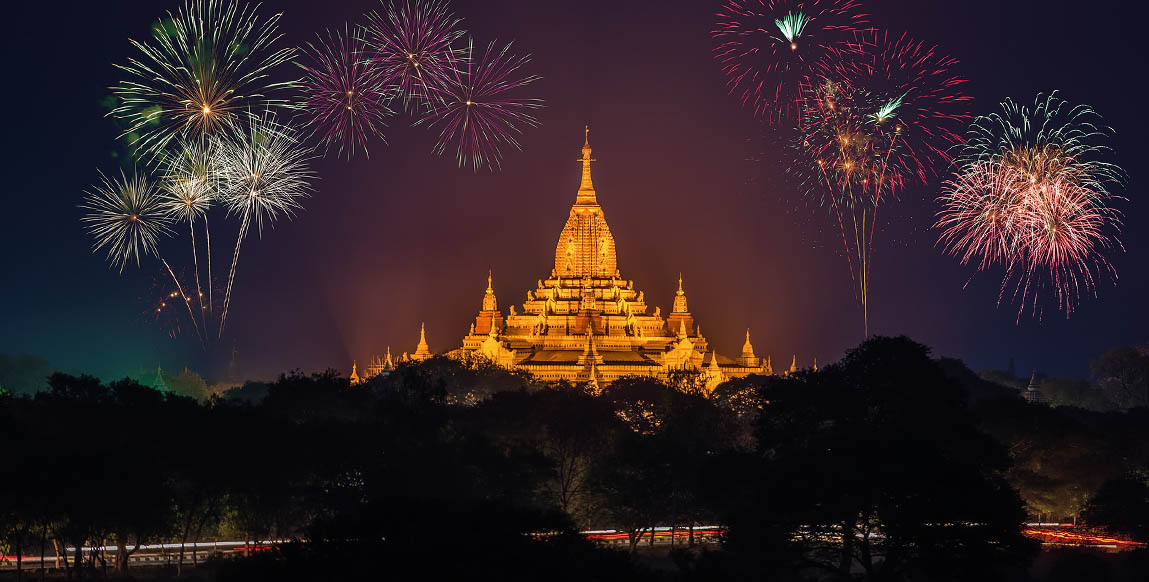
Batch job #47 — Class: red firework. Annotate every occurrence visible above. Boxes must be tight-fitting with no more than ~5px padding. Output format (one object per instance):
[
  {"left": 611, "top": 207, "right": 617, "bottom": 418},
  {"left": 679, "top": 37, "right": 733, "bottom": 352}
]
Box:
[
  {"left": 826, "top": 28, "right": 972, "bottom": 191},
  {"left": 297, "top": 25, "right": 394, "bottom": 159},
  {"left": 712, "top": 0, "right": 867, "bottom": 125},
  {"left": 791, "top": 30, "right": 970, "bottom": 336}
]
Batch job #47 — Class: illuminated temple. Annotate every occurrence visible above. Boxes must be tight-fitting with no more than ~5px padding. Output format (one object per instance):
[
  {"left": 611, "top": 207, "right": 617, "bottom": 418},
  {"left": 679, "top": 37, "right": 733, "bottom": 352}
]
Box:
[{"left": 359, "top": 128, "right": 804, "bottom": 391}]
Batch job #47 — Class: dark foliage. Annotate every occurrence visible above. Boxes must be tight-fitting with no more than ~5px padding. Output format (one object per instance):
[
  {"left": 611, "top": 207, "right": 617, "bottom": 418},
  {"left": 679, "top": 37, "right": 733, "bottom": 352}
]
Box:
[{"left": 5, "top": 336, "right": 1145, "bottom": 580}]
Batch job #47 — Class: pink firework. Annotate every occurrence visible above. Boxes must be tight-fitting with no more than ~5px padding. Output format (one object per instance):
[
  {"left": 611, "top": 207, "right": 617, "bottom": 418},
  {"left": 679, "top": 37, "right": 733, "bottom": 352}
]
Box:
[
  {"left": 419, "top": 38, "right": 542, "bottom": 171},
  {"left": 297, "top": 25, "right": 393, "bottom": 159},
  {"left": 937, "top": 92, "right": 1125, "bottom": 319},
  {"left": 712, "top": 0, "right": 867, "bottom": 125},
  {"left": 361, "top": 0, "right": 464, "bottom": 114},
  {"left": 934, "top": 160, "right": 1024, "bottom": 271},
  {"left": 827, "top": 28, "right": 972, "bottom": 192},
  {"left": 937, "top": 154, "right": 1122, "bottom": 318}
]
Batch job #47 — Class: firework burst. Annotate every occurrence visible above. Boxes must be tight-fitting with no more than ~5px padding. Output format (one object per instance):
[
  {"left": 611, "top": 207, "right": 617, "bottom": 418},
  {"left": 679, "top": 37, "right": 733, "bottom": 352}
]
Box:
[
  {"left": 788, "top": 28, "right": 970, "bottom": 336},
  {"left": 712, "top": 0, "right": 867, "bottom": 124},
  {"left": 937, "top": 92, "right": 1125, "bottom": 318},
  {"left": 790, "top": 79, "right": 895, "bottom": 335},
  {"left": 213, "top": 109, "right": 316, "bottom": 335},
  {"left": 159, "top": 139, "right": 219, "bottom": 327},
  {"left": 109, "top": 0, "right": 296, "bottom": 161},
  {"left": 933, "top": 159, "right": 1023, "bottom": 270},
  {"left": 419, "top": 38, "right": 543, "bottom": 171},
  {"left": 297, "top": 25, "right": 394, "bottom": 159},
  {"left": 827, "top": 29, "right": 972, "bottom": 190},
  {"left": 361, "top": 0, "right": 464, "bottom": 114},
  {"left": 81, "top": 170, "right": 173, "bottom": 273},
  {"left": 159, "top": 140, "right": 218, "bottom": 223},
  {"left": 82, "top": 170, "right": 206, "bottom": 343}
]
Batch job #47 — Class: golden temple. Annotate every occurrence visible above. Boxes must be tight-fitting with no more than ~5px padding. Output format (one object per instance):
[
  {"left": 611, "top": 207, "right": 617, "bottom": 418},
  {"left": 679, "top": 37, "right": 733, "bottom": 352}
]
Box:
[{"left": 360, "top": 128, "right": 805, "bottom": 392}]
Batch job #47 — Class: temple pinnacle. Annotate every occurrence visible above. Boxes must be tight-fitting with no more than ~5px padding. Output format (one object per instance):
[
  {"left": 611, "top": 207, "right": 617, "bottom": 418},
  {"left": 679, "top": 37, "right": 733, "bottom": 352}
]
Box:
[
  {"left": 577, "top": 125, "right": 596, "bottom": 204},
  {"left": 414, "top": 322, "right": 431, "bottom": 361}
]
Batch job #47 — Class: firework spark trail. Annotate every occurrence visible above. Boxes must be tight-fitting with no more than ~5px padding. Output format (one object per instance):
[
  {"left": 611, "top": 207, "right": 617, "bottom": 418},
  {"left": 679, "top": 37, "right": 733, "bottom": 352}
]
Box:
[
  {"left": 205, "top": 215, "right": 214, "bottom": 315},
  {"left": 81, "top": 170, "right": 205, "bottom": 344},
  {"left": 220, "top": 211, "right": 250, "bottom": 340},
  {"left": 936, "top": 92, "right": 1125, "bottom": 319},
  {"left": 712, "top": 0, "right": 867, "bottom": 124},
  {"left": 797, "top": 80, "right": 888, "bottom": 335},
  {"left": 791, "top": 26, "right": 971, "bottom": 336},
  {"left": 160, "top": 140, "right": 217, "bottom": 331},
  {"left": 419, "top": 38, "right": 543, "bottom": 171},
  {"left": 110, "top": 0, "right": 296, "bottom": 162},
  {"left": 297, "top": 24, "right": 394, "bottom": 159},
  {"left": 159, "top": 257, "right": 206, "bottom": 346},
  {"left": 214, "top": 110, "right": 316, "bottom": 336},
  {"left": 361, "top": 0, "right": 464, "bottom": 114}
]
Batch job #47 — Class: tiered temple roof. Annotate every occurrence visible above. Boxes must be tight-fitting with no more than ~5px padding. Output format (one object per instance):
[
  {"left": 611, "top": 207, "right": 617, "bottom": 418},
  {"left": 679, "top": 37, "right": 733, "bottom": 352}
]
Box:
[
  {"left": 361, "top": 128, "right": 809, "bottom": 391},
  {"left": 451, "top": 128, "right": 777, "bottom": 391}
]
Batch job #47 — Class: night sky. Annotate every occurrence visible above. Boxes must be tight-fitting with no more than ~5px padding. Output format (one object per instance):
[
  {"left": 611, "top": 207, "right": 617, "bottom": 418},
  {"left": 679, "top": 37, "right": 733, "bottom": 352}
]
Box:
[{"left": 2, "top": 0, "right": 1146, "bottom": 382}]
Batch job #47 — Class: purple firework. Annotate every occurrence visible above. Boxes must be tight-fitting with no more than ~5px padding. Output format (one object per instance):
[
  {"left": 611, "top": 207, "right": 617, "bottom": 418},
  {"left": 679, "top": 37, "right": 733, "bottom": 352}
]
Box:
[
  {"left": 361, "top": 0, "right": 464, "bottom": 114},
  {"left": 419, "top": 38, "right": 543, "bottom": 171},
  {"left": 297, "top": 25, "right": 393, "bottom": 159}
]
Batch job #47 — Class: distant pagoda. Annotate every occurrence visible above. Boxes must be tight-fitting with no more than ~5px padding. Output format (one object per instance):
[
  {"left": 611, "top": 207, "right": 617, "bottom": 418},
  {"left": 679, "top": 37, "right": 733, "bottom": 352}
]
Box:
[{"left": 364, "top": 128, "right": 804, "bottom": 391}]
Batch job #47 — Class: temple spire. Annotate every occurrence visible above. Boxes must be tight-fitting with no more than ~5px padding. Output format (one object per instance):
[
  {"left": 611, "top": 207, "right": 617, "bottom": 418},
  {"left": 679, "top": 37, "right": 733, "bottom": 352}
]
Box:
[
  {"left": 672, "top": 274, "right": 689, "bottom": 313},
  {"left": 741, "top": 329, "right": 756, "bottom": 358},
  {"left": 482, "top": 270, "right": 497, "bottom": 311},
  {"left": 413, "top": 323, "right": 431, "bottom": 361},
  {"left": 576, "top": 125, "right": 597, "bottom": 205}
]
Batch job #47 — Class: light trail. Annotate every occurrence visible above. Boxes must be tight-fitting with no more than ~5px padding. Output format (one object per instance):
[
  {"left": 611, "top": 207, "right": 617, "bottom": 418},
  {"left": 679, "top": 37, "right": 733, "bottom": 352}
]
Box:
[{"left": 1022, "top": 528, "right": 1145, "bottom": 547}]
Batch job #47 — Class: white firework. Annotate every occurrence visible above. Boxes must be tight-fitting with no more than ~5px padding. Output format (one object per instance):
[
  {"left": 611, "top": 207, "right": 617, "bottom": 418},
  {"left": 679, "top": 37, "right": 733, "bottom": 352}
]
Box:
[
  {"left": 81, "top": 170, "right": 173, "bottom": 272},
  {"left": 213, "top": 109, "right": 315, "bottom": 335}
]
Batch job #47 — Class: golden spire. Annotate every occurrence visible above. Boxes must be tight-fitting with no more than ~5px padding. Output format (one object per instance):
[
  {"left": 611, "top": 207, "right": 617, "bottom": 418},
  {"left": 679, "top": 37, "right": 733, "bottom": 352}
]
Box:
[
  {"left": 672, "top": 274, "right": 689, "bottom": 313},
  {"left": 350, "top": 360, "right": 360, "bottom": 385},
  {"left": 790, "top": 355, "right": 798, "bottom": 374},
  {"left": 414, "top": 322, "right": 431, "bottom": 360},
  {"left": 576, "top": 125, "right": 597, "bottom": 205},
  {"left": 482, "top": 270, "right": 497, "bottom": 311},
  {"left": 741, "top": 329, "right": 756, "bottom": 359}
]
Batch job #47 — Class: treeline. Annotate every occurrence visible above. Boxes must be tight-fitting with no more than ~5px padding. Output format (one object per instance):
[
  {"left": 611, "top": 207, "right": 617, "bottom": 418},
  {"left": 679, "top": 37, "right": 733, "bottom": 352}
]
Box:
[
  {"left": 981, "top": 346, "right": 1149, "bottom": 411},
  {"left": 1, "top": 337, "right": 1147, "bottom": 581}
]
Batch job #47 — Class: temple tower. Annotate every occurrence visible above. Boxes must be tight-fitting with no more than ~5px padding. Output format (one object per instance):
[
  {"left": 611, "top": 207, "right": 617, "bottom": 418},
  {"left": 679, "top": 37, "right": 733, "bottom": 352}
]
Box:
[{"left": 554, "top": 127, "right": 617, "bottom": 278}]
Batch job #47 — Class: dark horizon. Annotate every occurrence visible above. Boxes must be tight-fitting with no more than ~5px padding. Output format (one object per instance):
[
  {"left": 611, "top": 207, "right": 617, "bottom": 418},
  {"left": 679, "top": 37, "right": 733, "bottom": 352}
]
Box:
[{"left": 2, "top": 0, "right": 1146, "bottom": 383}]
